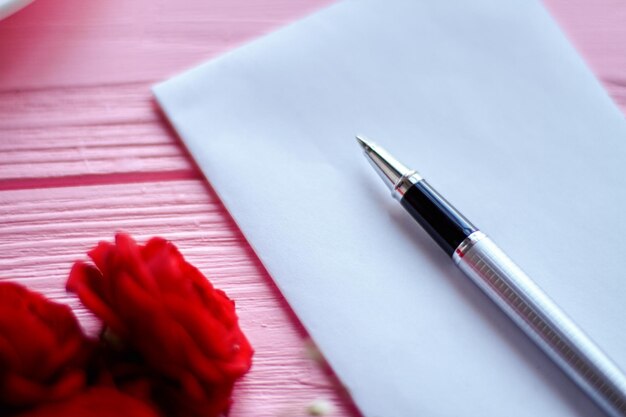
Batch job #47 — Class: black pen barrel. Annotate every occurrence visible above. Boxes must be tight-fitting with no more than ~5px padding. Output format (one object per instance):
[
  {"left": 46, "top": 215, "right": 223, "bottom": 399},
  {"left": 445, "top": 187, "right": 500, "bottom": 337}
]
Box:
[{"left": 399, "top": 180, "right": 477, "bottom": 256}]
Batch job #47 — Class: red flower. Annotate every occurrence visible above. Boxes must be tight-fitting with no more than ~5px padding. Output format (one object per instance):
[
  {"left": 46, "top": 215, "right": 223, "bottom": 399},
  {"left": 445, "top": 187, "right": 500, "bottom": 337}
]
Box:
[
  {"left": 66, "top": 234, "right": 253, "bottom": 417},
  {"left": 14, "top": 387, "right": 161, "bottom": 417},
  {"left": 0, "top": 282, "right": 92, "bottom": 411}
]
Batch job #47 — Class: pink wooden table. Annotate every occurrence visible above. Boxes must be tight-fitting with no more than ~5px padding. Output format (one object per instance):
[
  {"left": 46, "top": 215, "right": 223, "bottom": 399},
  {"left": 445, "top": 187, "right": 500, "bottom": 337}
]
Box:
[{"left": 0, "top": 1, "right": 624, "bottom": 416}]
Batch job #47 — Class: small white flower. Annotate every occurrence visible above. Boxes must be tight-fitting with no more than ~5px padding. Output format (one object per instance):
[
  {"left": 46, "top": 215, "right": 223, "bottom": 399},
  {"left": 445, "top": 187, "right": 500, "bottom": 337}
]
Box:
[{"left": 307, "top": 399, "right": 334, "bottom": 416}]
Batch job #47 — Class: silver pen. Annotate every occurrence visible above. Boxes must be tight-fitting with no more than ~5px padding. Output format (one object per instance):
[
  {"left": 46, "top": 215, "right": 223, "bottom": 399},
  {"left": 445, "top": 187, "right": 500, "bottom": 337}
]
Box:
[{"left": 357, "top": 136, "right": 626, "bottom": 417}]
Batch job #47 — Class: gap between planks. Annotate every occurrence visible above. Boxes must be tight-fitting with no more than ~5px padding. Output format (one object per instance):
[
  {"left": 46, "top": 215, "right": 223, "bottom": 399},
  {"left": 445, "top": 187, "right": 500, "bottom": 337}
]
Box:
[{"left": 0, "top": 170, "right": 201, "bottom": 191}]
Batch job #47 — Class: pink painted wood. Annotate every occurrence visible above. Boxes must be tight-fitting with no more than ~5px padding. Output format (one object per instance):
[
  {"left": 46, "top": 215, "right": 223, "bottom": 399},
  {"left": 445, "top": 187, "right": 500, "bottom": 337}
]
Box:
[{"left": 0, "top": 0, "right": 624, "bottom": 416}]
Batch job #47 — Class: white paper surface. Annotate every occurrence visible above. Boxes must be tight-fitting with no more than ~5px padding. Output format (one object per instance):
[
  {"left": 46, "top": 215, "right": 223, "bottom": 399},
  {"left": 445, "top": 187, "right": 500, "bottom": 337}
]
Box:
[{"left": 154, "top": 1, "right": 626, "bottom": 415}]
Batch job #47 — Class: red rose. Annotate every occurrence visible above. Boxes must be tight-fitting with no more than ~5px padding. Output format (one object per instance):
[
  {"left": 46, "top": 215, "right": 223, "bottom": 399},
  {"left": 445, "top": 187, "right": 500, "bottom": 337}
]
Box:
[
  {"left": 14, "top": 387, "right": 161, "bottom": 417},
  {"left": 0, "top": 282, "right": 92, "bottom": 411},
  {"left": 66, "top": 234, "right": 253, "bottom": 417}
]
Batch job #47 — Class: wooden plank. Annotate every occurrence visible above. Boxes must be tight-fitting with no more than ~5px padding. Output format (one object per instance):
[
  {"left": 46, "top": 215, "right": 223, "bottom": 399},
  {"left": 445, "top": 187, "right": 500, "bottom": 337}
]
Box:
[
  {"left": 0, "top": 0, "right": 334, "bottom": 89},
  {"left": 0, "top": 179, "right": 357, "bottom": 416},
  {"left": 0, "top": 82, "right": 194, "bottom": 180}
]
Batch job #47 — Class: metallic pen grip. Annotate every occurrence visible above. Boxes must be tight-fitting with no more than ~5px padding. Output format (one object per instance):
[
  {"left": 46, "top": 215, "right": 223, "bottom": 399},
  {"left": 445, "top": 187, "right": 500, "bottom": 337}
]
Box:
[{"left": 453, "top": 233, "right": 626, "bottom": 417}]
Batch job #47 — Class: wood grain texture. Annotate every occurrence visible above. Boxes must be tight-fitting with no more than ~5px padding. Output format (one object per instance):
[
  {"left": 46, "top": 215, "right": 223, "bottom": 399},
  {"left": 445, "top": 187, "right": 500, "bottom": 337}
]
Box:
[
  {"left": 0, "top": 82, "right": 193, "bottom": 181},
  {"left": 0, "top": 0, "right": 623, "bottom": 416}
]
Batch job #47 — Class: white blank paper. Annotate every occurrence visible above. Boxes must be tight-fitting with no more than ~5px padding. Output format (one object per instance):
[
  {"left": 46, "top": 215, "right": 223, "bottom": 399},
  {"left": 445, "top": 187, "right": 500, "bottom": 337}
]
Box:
[{"left": 154, "top": 0, "right": 626, "bottom": 415}]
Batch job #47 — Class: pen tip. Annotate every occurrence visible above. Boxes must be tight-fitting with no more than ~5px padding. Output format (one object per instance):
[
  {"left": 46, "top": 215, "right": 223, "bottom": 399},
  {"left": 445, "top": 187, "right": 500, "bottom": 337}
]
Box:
[{"left": 355, "top": 135, "right": 373, "bottom": 151}]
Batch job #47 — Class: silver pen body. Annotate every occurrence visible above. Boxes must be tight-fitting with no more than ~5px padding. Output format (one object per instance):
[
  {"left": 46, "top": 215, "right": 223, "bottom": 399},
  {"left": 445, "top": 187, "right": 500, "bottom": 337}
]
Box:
[
  {"left": 357, "top": 136, "right": 626, "bottom": 416},
  {"left": 455, "top": 231, "right": 626, "bottom": 417}
]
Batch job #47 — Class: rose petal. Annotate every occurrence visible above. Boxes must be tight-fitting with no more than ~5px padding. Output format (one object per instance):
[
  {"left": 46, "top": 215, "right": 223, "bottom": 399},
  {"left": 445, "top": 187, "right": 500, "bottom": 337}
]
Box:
[
  {"left": 0, "top": 282, "right": 92, "bottom": 409},
  {"left": 67, "top": 263, "right": 127, "bottom": 336}
]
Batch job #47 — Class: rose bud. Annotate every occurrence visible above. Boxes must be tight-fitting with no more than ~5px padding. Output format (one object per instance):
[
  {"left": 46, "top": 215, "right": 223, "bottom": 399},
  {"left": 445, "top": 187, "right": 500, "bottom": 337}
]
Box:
[
  {"left": 0, "top": 282, "right": 92, "bottom": 412},
  {"left": 67, "top": 233, "right": 253, "bottom": 417}
]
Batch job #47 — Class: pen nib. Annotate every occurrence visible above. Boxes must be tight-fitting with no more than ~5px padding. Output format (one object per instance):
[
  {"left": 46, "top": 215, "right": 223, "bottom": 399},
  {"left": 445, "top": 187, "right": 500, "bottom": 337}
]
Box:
[
  {"left": 356, "top": 135, "right": 414, "bottom": 192},
  {"left": 355, "top": 135, "right": 373, "bottom": 152}
]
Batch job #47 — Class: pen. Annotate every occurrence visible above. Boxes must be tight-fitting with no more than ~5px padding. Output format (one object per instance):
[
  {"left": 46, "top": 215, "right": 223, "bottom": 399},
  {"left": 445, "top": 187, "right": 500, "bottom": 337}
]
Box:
[{"left": 356, "top": 136, "right": 626, "bottom": 417}]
